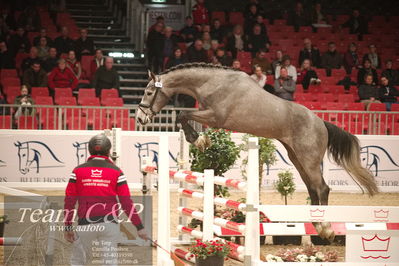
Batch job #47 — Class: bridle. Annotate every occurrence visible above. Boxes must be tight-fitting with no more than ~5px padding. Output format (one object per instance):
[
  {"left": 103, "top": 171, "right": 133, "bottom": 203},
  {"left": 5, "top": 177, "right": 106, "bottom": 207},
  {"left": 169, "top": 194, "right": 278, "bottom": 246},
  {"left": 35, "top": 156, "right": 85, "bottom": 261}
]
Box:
[{"left": 138, "top": 81, "right": 164, "bottom": 116}]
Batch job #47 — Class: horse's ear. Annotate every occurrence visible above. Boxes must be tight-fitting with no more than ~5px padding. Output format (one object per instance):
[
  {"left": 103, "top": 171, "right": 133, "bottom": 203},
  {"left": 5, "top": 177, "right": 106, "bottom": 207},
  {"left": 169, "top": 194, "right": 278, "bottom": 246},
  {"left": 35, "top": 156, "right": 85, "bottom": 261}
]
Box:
[
  {"left": 14, "top": 141, "right": 21, "bottom": 147},
  {"left": 147, "top": 70, "right": 156, "bottom": 81}
]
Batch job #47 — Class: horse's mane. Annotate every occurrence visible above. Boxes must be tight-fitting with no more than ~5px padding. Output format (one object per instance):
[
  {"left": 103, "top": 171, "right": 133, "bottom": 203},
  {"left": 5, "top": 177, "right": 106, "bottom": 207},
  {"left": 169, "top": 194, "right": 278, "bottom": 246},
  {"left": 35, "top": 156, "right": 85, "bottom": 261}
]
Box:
[{"left": 160, "top": 63, "right": 240, "bottom": 75}]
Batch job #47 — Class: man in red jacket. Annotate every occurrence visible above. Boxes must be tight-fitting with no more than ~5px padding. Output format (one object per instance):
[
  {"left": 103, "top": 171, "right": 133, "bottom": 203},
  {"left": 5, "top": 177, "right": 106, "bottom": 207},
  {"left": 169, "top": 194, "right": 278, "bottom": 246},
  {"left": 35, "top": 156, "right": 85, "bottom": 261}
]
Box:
[
  {"left": 64, "top": 134, "right": 149, "bottom": 265},
  {"left": 192, "top": 0, "right": 209, "bottom": 25},
  {"left": 48, "top": 58, "right": 78, "bottom": 94}
]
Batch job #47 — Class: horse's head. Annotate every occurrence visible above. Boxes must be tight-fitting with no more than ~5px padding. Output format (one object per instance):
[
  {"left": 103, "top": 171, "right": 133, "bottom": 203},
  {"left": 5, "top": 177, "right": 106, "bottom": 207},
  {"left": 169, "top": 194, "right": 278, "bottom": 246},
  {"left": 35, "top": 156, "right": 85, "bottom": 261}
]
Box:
[
  {"left": 73, "top": 142, "right": 88, "bottom": 165},
  {"left": 137, "top": 70, "right": 171, "bottom": 125},
  {"left": 14, "top": 141, "right": 29, "bottom": 174}
]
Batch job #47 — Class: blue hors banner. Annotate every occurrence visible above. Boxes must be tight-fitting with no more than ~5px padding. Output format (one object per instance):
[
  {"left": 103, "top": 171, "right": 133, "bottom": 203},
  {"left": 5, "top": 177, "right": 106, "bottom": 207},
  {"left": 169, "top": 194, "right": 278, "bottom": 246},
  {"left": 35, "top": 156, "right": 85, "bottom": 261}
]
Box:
[{"left": 0, "top": 130, "right": 398, "bottom": 193}]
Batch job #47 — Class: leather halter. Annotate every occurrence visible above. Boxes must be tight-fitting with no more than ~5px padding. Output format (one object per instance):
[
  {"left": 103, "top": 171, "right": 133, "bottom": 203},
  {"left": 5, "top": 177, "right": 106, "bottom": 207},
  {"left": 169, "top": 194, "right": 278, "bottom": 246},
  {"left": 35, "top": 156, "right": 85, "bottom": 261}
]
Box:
[{"left": 138, "top": 81, "right": 163, "bottom": 115}]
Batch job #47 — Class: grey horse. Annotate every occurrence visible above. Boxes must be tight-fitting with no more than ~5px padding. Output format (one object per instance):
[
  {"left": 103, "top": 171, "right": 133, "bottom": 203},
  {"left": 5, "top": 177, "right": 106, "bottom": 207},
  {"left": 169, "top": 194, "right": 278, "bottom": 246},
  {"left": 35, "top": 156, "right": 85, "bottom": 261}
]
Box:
[{"left": 137, "top": 63, "right": 377, "bottom": 241}]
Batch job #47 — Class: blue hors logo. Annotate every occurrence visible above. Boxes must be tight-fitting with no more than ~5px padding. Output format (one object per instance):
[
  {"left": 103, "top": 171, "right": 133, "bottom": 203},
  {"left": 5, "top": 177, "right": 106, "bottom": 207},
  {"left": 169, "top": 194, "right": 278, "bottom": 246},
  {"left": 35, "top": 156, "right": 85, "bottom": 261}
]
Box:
[
  {"left": 360, "top": 145, "right": 399, "bottom": 176},
  {"left": 264, "top": 149, "right": 293, "bottom": 175},
  {"left": 0, "top": 160, "right": 6, "bottom": 167},
  {"left": 73, "top": 141, "right": 89, "bottom": 165},
  {"left": 14, "top": 141, "right": 65, "bottom": 174},
  {"left": 135, "top": 142, "right": 177, "bottom": 169}
]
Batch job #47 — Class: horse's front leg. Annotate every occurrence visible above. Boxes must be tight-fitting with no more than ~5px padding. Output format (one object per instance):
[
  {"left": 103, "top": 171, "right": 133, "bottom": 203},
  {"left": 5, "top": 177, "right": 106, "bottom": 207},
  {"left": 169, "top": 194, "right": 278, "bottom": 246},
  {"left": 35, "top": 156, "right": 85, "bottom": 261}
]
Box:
[{"left": 177, "top": 109, "right": 216, "bottom": 151}]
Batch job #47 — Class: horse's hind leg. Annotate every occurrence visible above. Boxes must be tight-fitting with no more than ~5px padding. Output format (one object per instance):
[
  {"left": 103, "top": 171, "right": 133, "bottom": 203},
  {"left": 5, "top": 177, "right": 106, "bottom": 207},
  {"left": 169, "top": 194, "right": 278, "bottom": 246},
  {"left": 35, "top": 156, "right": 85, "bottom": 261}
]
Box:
[{"left": 282, "top": 141, "right": 334, "bottom": 241}]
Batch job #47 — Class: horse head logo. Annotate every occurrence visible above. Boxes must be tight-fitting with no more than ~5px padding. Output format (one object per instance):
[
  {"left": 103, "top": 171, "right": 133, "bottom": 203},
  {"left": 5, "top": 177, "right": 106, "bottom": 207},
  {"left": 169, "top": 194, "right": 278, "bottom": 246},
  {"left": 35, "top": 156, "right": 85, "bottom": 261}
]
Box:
[
  {"left": 0, "top": 160, "right": 6, "bottom": 167},
  {"left": 135, "top": 142, "right": 177, "bottom": 169},
  {"left": 360, "top": 145, "right": 399, "bottom": 176},
  {"left": 14, "top": 141, "right": 64, "bottom": 174},
  {"left": 73, "top": 141, "right": 89, "bottom": 165},
  {"left": 264, "top": 149, "right": 292, "bottom": 175}
]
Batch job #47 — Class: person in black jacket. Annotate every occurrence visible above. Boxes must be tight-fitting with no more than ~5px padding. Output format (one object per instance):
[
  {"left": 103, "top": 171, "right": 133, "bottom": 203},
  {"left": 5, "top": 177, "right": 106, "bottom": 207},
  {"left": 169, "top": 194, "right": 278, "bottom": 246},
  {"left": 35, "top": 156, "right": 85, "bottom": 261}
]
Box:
[
  {"left": 381, "top": 60, "right": 399, "bottom": 86},
  {"left": 146, "top": 22, "right": 164, "bottom": 74},
  {"left": 357, "top": 59, "right": 378, "bottom": 85},
  {"left": 342, "top": 9, "right": 368, "bottom": 40},
  {"left": 0, "top": 41, "right": 15, "bottom": 69},
  {"left": 75, "top": 28, "right": 95, "bottom": 59},
  {"left": 298, "top": 38, "right": 321, "bottom": 68},
  {"left": 186, "top": 39, "right": 208, "bottom": 63},
  {"left": 33, "top": 28, "right": 53, "bottom": 47},
  {"left": 246, "top": 23, "right": 270, "bottom": 57},
  {"left": 297, "top": 59, "right": 320, "bottom": 90},
  {"left": 226, "top": 24, "right": 246, "bottom": 59},
  {"left": 7, "top": 27, "right": 31, "bottom": 56},
  {"left": 54, "top": 26, "right": 75, "bottom": 55},
  {"left": 165, "top": 48, "right": 188, "bottom": 69},
  {"left": 358, "top": 74, "right": 381, "bottom": 110},
  {"left": 378, "top": 76, "right": 399, "bottom": 111}
]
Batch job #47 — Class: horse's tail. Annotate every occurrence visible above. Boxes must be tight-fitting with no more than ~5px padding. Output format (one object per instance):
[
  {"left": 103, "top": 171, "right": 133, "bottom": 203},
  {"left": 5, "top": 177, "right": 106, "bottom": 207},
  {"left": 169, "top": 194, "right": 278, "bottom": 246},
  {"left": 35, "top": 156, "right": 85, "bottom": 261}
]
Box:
[{"left": 324, "top": 121, "right": 378, "bottom": 196}]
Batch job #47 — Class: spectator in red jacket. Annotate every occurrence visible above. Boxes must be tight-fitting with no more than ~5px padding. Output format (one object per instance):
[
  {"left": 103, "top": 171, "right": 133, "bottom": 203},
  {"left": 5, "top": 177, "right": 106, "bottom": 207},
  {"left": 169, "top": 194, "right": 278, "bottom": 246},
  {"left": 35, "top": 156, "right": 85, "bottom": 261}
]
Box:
[
  {"left": 343, "top": 42, "right": 361, "bottom": 75},
  {"left": 90, "top": 49, "right": 105, "bottom": 80},
  {"left": 192, "top": 0, "right": 209, "bottom": 25},
  {"left": 48, "top": 58, "right": 78, "bottom": 95}
]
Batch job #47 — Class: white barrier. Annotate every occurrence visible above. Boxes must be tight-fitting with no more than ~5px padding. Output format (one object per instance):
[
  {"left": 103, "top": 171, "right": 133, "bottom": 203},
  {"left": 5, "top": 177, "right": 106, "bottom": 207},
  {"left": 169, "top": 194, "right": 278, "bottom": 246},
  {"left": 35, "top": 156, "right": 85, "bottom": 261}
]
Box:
[{"left": 147, "top": 137, "right": 260, "bottom": 265}]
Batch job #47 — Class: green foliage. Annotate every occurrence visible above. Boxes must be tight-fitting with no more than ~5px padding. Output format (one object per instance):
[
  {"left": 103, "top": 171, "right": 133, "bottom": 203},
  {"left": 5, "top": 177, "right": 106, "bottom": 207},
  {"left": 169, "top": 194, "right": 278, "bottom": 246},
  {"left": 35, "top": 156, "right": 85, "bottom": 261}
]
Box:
[
  {"left": 0, "top": 215, "right": 9, "bottom": 223},
  {"left": 189, "top": 239, "right": 230, "bottom": 260},
  {"left": 190, "top": 129, "right": 240, "bottom": 197},
  {"left": 240, "top": 134, "right": 277, "bottom": 185},
  {"left": 274, "top": 170, "right": 296, "bottom": 205}
]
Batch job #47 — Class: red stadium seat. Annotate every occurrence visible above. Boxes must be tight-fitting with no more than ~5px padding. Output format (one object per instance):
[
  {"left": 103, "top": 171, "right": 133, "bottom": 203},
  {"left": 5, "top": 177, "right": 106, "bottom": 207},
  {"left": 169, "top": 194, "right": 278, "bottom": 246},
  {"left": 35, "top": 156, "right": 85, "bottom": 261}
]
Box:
[
  {"left": 101, "top": 89, "right": 119, "bottom": 102},
  {"left": 347, "top": 102, "right": 365, "bottom": 110},
  {"left": 17, "top": 116, "right": 38, "bottom": 130},
  {"left": 81, "top": 55, "right": 93, "bottom": 79},
  {"left": 78, "top": 88, "right": 96, "bottom": 104},
  {"left": 4, "top": 85, "right": 20, "bottom": 97},
  {"left": 368, "top": 103, "right": 387, "bottom": 112},
  {"left": 229, "top": 12, "right": 244, "bottom": 25},
  {"left": 0, "top": 69, "right": 18, "bottom": 79},
  {"left": 345, "top": 121, "right": 364, "bottom": 135},
  {"left": 2, "top": 77, "right": 20, "bottom": 90},
  {"left": 114, "top": 117, "right": 136, "bottom": 131},
  {"left": 31, "top": 87, "right": 49, "bottom": 99},
  {"left": 66, "top": 116, "right": 88, "bottom": 130},
  {"left": 308, "top": 85, "right": 324, "bottom": 94},
  {"left": 6, "top": 89, "right": 20, "bottom": 104},
  {"left": 0, "top": 116, "right": 12, "bottom": 129},
  {"left": 294, "top": 92, "right": 314, "bottom": 102},
  {"left": 35, "top": 96, "right": 54, "bottom": 105},
  {"left": 317, "top": 93, "right": 335, "bottom": 103},
  {"left": 54, "top": 88, "right": 73, "bottom": 104},
  {"left": 211, "top": 11, "right": 226, "bottom": 25},
  {"left": 391, "top": 104, "right": 399, "bottom": 112},
  {"left": 326, "top": 85, "right": 345, "bottom": 95},
  {"left": 301, "top": 101, "right": 322, "bottom": 110},
  {"left": 338, "top": 94, "right": 354, "bottom": 103}
]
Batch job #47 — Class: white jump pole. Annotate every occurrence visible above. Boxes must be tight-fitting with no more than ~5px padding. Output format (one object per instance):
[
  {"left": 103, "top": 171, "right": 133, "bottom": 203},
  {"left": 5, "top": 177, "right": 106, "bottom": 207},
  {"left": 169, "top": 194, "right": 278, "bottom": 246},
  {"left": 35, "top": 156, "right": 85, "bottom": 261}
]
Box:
[
  {"left": 157, "top": 135, "right": 174, "bottom": 266},
  {"left": 244, "top": 137, "right": 260, "bottom": 266},
  {"left": 202, "top": 169, "right": 214, "bottom": 241}
]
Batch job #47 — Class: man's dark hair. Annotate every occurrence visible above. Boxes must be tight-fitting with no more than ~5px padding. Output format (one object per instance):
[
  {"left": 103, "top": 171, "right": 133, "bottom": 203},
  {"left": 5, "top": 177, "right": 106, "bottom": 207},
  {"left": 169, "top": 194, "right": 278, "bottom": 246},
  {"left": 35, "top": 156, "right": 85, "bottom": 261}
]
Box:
[{"left": 32, "top": 59, "right": 41, "bottom": 66}]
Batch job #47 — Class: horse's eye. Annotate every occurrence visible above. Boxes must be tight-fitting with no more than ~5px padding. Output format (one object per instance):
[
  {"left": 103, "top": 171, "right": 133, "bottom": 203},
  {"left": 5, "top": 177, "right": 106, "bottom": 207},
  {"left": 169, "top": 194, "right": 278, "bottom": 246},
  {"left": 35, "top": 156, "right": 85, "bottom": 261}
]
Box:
[
  {"left": 146, "top": 91, "right": 153, "bottom": 96},
  {"left": 22, "top": 154, "right": 26, "bottom": 157}
]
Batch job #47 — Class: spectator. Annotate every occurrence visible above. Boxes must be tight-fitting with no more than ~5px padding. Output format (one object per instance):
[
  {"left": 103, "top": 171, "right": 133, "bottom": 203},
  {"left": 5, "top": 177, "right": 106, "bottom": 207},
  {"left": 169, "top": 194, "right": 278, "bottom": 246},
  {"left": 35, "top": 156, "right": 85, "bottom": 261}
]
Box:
[
  {"left": 362, "top": 44, "right": 381, "bottom": 69},
  {"left": 201, "top": 31, "right": 212, "bottom": 50},
  {"left": 272, "top": 50, "right": 283, "bottom": 73},
  {"left": 252, "top": 49, "right": 272, "bottom": 74},
  {"left": 321, "top": 42, "right": 343, "bottom": 76},
  {"left": 36, "top": 37, "right": 50, "bottom": 60},
  {"left": 0, "top": 17, "right": 10, "bottom": 40},
  {"left": 54, "top": 26, "right": 75, "bottom": 55},
  {"left": 244, "top": 0, "right": 265, "bottom": 18},
  {"left": 357, "top": 59, "right": 378, "bottom": 85},
  {"left": 310, "top": 3, "right": 329, "bottom": 25},
  {"left": 90, "top": 49, "right": 105, "bottom": 80},
  {"left": 288, "top": 2, "right": 309, "bottom": 32},
  {"left": 22, "top": 60, "right": 48, "bottom": 89},
  {"left": 148, "top": 16, "right": 165, "bottom": 33},
  {"left": 17, "top": 7, "right": 41, "bottom": 32},
  {"left": 247, "top": 23, "right": 270, "bottom": 56},
  {"left": 226, "top": 24, "right": 246, "bottom": 59},
  {"left": 42, "top": 47, "right": 59, "bottom": 73},
  {"left": 381, "top": 60, "right": 399, "bottom": 86},
  {"left": 75, "top": 28, "right": 95, "bottom": 59},
  {"left": 378, "top": 76, "right": 399, "bottom": 111},
  {"left": 165, "top": 48, "right": 188, "bottom": 69},
  {"left": 187, "top": 39, "right": 208, "bottom": 63},
  {"left": 274, "top": 67, "right": 296, "bottom": 101},
  {"left": 180, "top": 16, "right": 198, "bottom": 44},
  {"left": 66, "top": 50, "right": 83, "bottom": 80},
  {"left": 342, "top": 9, "right": 368, "bottom": 39},
  {"left": 298, "top": 38, "right": 321, "bottom": 68},
  {"left": 275, "top": 55, "right": 297, "bottom": 82},
  {"left": 192, "top": 0, "right": 209, "bottom": 25},
  {"left": 358, "top": 74, "right": 381, "bottom": 110},
  {"left": 213, "top": 48, "right": 232, "bottom": 66},
  {"left": 1, "top": 7, "right": 16, "bottom": 31},
  {"left": 162, "top": 27, "right": 178, "bottom": 61},
  {"left": 21, "top": 47, "right": 41, "bottom": 73},
  {"left": 7, "top": 27, "right": 31, "bottom": 55},
  {"left": 14, "top": 85, "right": 35, "bottom": 119},
  {"left": 232, "top": 59, "right": 243, "bottom": 71},
  {"left": 207, "top": 40, "right": 220, "bottom": 60},
  {"left": 33, "top": 27, "right": 53, "bottom": 47},
  {"left": 250, "top": 65, "right": 267, "bottom": 88},
  {"left": 201, "top": 24, "right": 211, "bottom": 34},
  {"left": 254, "top": 15, "right": 267, "bottom": 35},
  {"left": 297, "top": 59, "right": 320, "bottom": 90},
  {"left": 0, "top": 41, "right": 15, "bottom": 69},
  {"left": 244, "top": 4, "right": 259, "bottom": 34},
  {"left": 343, "top": 42, "right": 361, "bottom": 75},
  {"left": 210, "top": 19, "right": 224, "bottom": 43},
  {"left": 48, "top": 59, "right": 79, "bottom": 95},
  {"left": 92, "top": 57, "right": 120, "bottom": 97},
  {"left": 146, "top": 22, "right": 164, "bottom": 74}
]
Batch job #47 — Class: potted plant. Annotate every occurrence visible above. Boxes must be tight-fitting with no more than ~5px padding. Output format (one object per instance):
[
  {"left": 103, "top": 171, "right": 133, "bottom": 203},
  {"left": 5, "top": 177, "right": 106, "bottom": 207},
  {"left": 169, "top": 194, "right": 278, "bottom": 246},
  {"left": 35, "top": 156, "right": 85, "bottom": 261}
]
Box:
[
  {"left": 189, "top": 129, "right": 240, "bottom": 229},
  {"left": 272, "top": 170, "right": 302, "bottom": 245},
  {"left": 189, "top": 239, "right": 230, "bottom": 266},
  {"left": 0, "top": 215, "right": 9, "bottom": 237}
]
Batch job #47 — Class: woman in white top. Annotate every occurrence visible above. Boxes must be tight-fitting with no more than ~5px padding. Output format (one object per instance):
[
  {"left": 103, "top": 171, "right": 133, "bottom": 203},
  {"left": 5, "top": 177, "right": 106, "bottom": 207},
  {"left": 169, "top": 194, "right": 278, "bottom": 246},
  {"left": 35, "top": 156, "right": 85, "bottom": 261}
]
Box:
[
  {"left": 275, "top": 55, "right": 297, "bottom": 82},
  {"left": 250, "top": 65, "right": 267, "bottom": 87}
]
